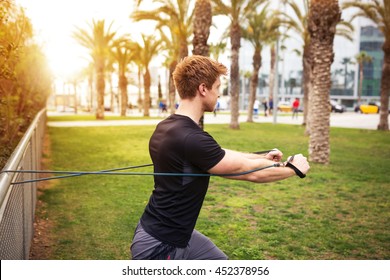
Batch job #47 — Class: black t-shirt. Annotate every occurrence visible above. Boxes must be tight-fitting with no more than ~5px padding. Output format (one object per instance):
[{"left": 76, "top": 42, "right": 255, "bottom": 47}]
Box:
[{"left": 140, "top": 114, "right": 225, "bottom": 247}]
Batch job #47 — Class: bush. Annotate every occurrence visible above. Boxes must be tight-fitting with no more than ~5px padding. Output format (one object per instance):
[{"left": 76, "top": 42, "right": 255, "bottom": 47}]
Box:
[{"left": 0, "top": 2, "right": 52, "bottom": 169}]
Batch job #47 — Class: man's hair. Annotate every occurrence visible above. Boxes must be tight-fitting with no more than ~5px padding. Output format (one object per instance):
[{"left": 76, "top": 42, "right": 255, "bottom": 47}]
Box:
[{"left": 172, "top": 55, "right": 228, "bottom": 99}]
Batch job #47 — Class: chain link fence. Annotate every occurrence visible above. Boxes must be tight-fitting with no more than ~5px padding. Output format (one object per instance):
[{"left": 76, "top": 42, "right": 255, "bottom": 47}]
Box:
[{"left": 0, "top": 109, "right": 46, "bottom": 259}]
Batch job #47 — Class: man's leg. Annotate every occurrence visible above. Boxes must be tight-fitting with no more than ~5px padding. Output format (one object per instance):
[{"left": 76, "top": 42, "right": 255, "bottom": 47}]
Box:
[
  {"left": 130, "top": 223, "right": 162, "bottom": 260},
  {"left": 175, "top": 230, "right": 228, "bottom": 260}
]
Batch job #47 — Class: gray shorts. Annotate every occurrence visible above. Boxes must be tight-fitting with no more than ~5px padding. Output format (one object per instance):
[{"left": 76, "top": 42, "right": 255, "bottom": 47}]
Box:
[{"left": 130, "top": 223, "right": 228, "bottom": 260}]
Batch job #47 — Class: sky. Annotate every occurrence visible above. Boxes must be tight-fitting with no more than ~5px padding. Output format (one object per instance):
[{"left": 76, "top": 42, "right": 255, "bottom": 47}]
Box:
[{"left": 16, "top": 0, "right": 154, "bottom": 79}]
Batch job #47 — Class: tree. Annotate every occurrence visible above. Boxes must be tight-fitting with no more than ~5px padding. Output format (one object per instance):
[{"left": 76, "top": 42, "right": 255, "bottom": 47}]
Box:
[
  {"left": 281, "top": 0, "right": 311, "bottom": 126},
  {"left": 241, "top": 4, "right": 281, "bottom": 122},
  {"left": 79, "top": 63, "right": 95, "bottom": 112},
  {"left": 193, "top": 0, "right": 212, "bottom": 129},
  {"left": 343, "top": 0, "right": 390, "bottom": 131},
  {"left": 137, "top": 35, "right": 162, "bottom": 117},
  {"left": 111, "top": 37, "right": 137, "bottom": 116},
  {"left": 341, "top": 57, "right": 353, "bottom": 92},
  {"left": 308, "top": 0, "right": 341, "bottom": 164},
  {"left": 282, "top": 0, "right": 353, "bottom": 129},
  {"left": 212, "top": 0, "right": 267, "bottom": 129},
  {"left": 132, "top": 0, "right": 194, "bottom": 113},
  {"left": 0, "top": 3, "right": 51, "bottom": 168},
  {"left": 159, "top": 29, "right": 180, "bottom": 113},
  {"left": 209, "top": 42, "right": 227, "bottom": 60},
  {"left": 73, "top": 20, "right": 117, "bottom": 120},
  {"left": 193, "top": 0, "right": 212, "bottom": 57},
  {"left": 355, "top": 51, "right": 373, "bottom": 104}
]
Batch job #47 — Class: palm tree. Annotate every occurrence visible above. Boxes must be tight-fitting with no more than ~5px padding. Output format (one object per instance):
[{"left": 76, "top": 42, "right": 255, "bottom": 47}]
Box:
[
  {"left": 209, "top": 41, "right": 227, "bottom": 60},
  {"left": 159, "top": 29, "right": 180, "bottom": 113},
  {"left": 193, "top": 0, "right": 212, "bottom": 129},
  {"left": 343, "top": 0, "right": 389, "bottom": 131},
  {"left": 355, "top": 51, "right": 373, "bottom": 105},
  {"left": 282, "top": 0, "right": 353, "bottom": 128},
  {"left": 73, "top": 20, "right": 117, "bottom": 119},
  {"left": 79, "top": 63, "right": 95, "bottom": 112},
  {"left": 193, "top": 0, "right": 212, "bottom": 57},
  {"left": 242, "top": 4, "right": 281, "bottom": 122},
  {"left": 137, "top": 35, "right": 162, "bottom": 117},
  {"left": 106, "top": 56, "right": 116, "bottom": 112},
  {"left": 281, "top": 0, "right": 311, "bottom": 126},
  {"left": 212, "top": 0, "right": 267, "bottom": 129},
  {"left": 341, "top": 57, "right": 353, "bottom": 92},
  {"left": 132, "top": 0, "right": 194, "bottom": 114},
  {"left": 308, "top": 0, "right": 341, "bottom": 164},
  {"left": 111, "top": 37, "right": 137, "bottom": 116}
]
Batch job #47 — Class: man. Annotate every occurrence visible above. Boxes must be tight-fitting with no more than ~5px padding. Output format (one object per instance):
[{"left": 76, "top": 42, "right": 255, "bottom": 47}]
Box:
[{"left": 131, "top": 55, "right": 310, "bottom": 260}]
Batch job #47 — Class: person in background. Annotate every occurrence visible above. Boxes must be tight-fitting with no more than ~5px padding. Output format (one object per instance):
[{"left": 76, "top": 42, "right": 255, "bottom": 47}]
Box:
[
  {"left": 214, "top": 99, "right": 220, "bottom": 117},
  {"left": 253, "top": 99, "right": 260, "bottom": 118},
  {"left": 268, "top": 97, "right": 273, "bottom": 115},
  {"left": 262, "top": 98, "right": 268, "bottom": 117},
  {"left": 292, "top": 97, "right": 300, "bottom": 119}
]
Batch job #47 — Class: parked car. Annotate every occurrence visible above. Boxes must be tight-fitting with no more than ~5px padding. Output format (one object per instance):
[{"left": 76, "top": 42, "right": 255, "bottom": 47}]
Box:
[
  {"left": 359, "top": 103, "right": 379, "bottom": 114},
  {"left": 330, "top": 100, "right": 345, "bottom": 113},
  {"left": 277, "top": 102, "right": 292, "bottom": 112},
  {"left": 355, "top": 102, "right": 390, "bottom": 114},
  {"left": 355, "top": 102, "right": 380, "bottom": 114}
]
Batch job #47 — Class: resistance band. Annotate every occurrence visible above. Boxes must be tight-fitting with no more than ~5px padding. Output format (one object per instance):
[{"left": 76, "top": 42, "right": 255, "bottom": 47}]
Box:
[{"left": 1, "top": 149, "right": 305, "bottom": 185}]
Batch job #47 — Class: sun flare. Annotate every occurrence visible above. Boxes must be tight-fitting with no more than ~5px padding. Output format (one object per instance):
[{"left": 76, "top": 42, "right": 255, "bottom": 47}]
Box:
[{"left": 16, "top": 0, "right": 137, "bottom": 79}]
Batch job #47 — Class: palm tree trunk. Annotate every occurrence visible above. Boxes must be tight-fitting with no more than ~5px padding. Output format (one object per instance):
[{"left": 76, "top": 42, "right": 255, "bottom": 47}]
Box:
[
  {"left": 229, "top": 21, "right": 241, "bottom": 129},
  {"left": 302, "top": 42, "right": 311, "bottom": 127},
  {"left": 73, "top": 84, "right": 78, "bottom": 114},
  {"left": 308, "top": 0, "right": 341, "bottom": 164},
  {"left": 95, "top": 60, "right": 105, "bottom": 120},
  {"left": 378, "top": 39, "right": 390, "bottom": 130},
  {"left": 168, "top": 61, "right": 177, "bottom": 114},
  {"left": 109, "top": 74, "right": 114, "bottom": 112},
  {"left": 179, "top": 36, "right": 189, "bottom": 59},
  {"left": 143, "top": 69, "right": 151, "bottom": 117},
  {"left": 193, "top": 0, "right": 211, "bottom": 57},
  {"left": 88, "top": 74, "right": 93, "bottom": 112},
  {"left": 193, "top": 0, "right": 212, "bottom": 130},
  {"left": 247, "top": 49, "right": 261, "bottom": 122},
  {"left": 358, "top": 63, "right": 363, "bottom": 104},
  {"left": 119, "top": 74, "right": 128, "bottom": 116},
  {"left": 268, "top": 45, "right": 275, "bottom": 102},
  {"left": 137, "top": 67, "right": 143, "bottom": 113}
]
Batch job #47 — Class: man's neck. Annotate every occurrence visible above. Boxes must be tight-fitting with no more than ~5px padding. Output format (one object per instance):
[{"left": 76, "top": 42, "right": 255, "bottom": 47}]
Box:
[{"left": 175, "top": 99, "right": 204, "bottom": 124}]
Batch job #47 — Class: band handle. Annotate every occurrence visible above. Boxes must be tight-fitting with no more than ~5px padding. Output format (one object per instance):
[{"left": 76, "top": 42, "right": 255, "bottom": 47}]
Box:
[
  {"left": 285, "top": 155, "right": 306, "bottom": 178},
  {"left": 286, "top": 162, "right": 306, "bottom": 178}
]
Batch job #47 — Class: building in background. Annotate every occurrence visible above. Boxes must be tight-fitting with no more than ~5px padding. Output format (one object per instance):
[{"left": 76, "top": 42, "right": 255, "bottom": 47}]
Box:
[
  {"left": 359, "top": 26, "right": 384, "bottom": 99},
  {"left": 236, "top": 8, "right": 385, "bottom": 111}
]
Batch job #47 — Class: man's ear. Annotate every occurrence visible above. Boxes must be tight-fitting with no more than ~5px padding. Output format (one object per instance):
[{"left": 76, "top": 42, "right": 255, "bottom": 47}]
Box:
[{"left": 198, "top": 83, "right": 207, "bottom": 96}]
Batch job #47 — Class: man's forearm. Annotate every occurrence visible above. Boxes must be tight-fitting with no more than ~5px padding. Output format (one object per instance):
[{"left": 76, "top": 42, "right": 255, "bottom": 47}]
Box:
[{"left": 223, "top": 148, "right": 267, "bottom": 159}]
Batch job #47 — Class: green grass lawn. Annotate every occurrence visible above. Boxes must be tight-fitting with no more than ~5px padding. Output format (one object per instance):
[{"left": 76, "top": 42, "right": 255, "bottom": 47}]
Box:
[{"left": 37, "top": 122, "right": 390, "bottom": 260}]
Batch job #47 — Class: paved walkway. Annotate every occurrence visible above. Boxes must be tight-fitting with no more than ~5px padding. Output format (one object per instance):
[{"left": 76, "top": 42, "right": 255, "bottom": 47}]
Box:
[{"left": 47, "top": 111, "right": 383, "bottom": 130}]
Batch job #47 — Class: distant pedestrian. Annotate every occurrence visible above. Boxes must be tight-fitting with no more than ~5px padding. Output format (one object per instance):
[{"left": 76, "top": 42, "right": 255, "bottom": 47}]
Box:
[
  {"left": 292, "top": 98, "right": 300, "bottom": 119},
  {"left": 262, "top": 98, "right": 268, "bottom": 117},
  {"left": 269, "top": 97, "right": 273, "bottom": 115},
  {"left": 214, "top": 100, "right": 220, "bottom": 117},
  {"left": 253, "top": 99, "right": 260, "bottom": 118}
]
